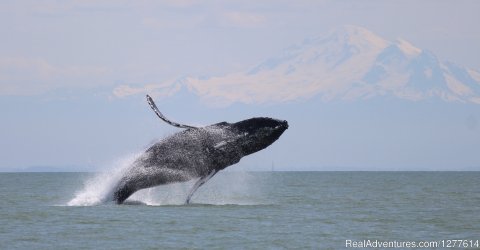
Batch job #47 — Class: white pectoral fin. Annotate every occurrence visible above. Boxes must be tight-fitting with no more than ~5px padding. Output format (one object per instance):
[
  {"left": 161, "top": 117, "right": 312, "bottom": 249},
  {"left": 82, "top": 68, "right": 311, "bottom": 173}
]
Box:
[
  {"left": 146, "top": 94, "right": 198, "bottom": 129},
  {"left": 185, "top": 170, "right": 217, "bottom": 204}
]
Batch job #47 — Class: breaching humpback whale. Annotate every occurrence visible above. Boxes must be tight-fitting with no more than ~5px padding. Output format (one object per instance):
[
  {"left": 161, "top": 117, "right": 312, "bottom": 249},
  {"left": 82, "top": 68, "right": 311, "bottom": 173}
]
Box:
[{"left": 112, "top": 95, "right": 288, "bottom": 204}]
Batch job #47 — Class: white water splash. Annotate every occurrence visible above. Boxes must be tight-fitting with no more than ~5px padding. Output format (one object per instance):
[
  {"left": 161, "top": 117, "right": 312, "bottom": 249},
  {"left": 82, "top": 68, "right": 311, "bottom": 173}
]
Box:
[
  {"left": 67, "top": 152, "right": 142, "bottom": 206},
  {"left": 128, "top": 181, "right": 192, "bottom": 206}
]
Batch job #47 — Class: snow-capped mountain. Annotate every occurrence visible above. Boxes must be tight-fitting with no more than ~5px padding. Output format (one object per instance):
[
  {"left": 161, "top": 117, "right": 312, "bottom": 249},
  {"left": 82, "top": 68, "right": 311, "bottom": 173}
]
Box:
[{"left": 115, "top": 25, "right": 480, "bottom": 105}]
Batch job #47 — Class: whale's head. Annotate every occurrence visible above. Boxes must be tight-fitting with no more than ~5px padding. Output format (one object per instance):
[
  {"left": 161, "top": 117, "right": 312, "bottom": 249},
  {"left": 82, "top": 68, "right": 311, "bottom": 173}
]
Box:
[{"left": 231, "top": 117, "right": 288, "bottom": 156}]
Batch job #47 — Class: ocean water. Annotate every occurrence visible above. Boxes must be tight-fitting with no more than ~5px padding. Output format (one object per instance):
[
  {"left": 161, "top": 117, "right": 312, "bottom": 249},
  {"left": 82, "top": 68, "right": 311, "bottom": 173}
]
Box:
[{"left": 0, "top": 172, "right": 479, "bottom": 249}]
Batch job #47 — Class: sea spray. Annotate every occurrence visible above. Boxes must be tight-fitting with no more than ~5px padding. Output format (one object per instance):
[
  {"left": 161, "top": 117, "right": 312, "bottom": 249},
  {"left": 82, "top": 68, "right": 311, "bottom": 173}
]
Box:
[
  {"left": 67, "top": 152, "right": 142, "bottom": 206},
  {"left": 128, "top": 181, "right": 193, "bottom": 205},
  {"left": 193, "top": 171, "right": 267, "bottom": 205}
]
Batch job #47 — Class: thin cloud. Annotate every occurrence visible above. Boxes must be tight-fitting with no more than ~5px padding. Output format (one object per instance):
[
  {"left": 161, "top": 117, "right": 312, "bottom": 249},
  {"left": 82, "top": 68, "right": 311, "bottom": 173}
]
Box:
[
  {"left": 113, "top": 81, "right": 182, "bottom": 99},
  {"left": 221, "top": 11, "right": 267, "bottom": 28},
  {"left": 0, "top": 57, "right": 110, "bottom": 96}
]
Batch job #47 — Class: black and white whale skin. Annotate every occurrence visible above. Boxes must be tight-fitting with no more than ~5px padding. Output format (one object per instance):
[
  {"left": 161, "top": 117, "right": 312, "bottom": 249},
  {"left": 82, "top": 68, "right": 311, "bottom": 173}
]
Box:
[{"left": 112, "top": 95, "right": 288, "bottom": 204}]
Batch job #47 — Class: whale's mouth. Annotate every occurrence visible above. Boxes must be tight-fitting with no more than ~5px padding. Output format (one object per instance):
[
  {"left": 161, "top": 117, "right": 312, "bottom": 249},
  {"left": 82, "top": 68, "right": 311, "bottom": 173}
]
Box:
[{"left": 273, "top": 120, "right": 289, "bottom": 134}]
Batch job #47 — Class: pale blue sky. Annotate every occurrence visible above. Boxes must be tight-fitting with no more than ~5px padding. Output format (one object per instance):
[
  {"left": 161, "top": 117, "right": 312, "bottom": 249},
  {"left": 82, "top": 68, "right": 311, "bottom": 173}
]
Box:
[{"left": 1, "top": 1, "right": 479, "bottom": 171}]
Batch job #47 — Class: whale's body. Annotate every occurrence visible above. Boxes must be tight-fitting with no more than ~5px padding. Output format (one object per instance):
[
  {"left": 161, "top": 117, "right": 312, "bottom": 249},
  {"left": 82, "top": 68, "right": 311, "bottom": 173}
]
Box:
[{"left": 112, "top": 95, "right": 288, "bottom": 204}]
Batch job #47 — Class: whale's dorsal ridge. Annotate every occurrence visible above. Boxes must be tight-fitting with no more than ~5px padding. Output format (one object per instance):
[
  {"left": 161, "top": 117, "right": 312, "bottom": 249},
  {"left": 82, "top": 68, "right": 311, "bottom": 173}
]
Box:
[{"left": 146, "top": 94, "right": 198, "bottom": 129}]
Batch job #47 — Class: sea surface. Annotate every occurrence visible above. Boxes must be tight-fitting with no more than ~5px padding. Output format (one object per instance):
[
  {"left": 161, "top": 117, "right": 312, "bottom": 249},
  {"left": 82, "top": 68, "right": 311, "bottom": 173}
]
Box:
[{"left": 0, "top": 172, "right": 479, "bottom": 249}]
